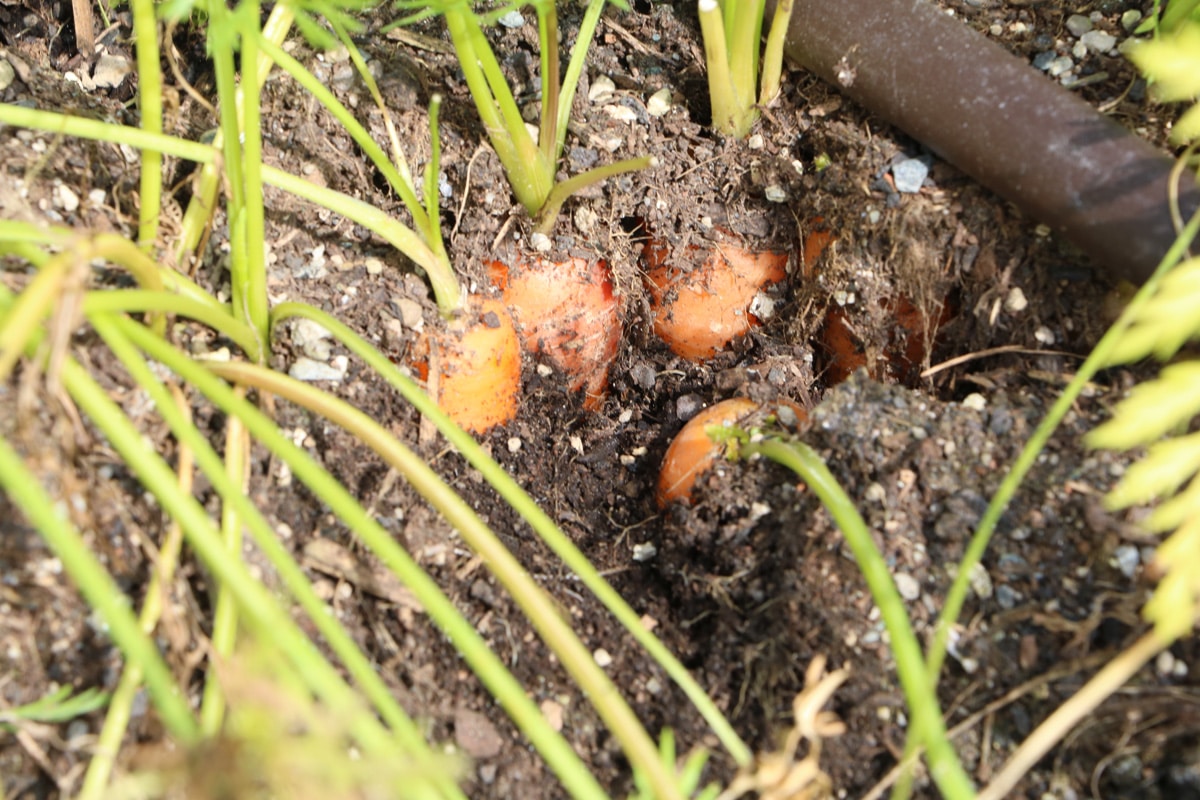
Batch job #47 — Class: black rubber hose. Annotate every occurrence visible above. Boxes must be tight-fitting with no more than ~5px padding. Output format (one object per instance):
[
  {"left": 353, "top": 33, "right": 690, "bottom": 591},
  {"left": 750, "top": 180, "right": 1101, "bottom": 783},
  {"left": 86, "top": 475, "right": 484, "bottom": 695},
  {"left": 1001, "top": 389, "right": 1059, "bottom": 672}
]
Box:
[{"left": 769, "top": 0, "right": 1200, "bottom": 284}]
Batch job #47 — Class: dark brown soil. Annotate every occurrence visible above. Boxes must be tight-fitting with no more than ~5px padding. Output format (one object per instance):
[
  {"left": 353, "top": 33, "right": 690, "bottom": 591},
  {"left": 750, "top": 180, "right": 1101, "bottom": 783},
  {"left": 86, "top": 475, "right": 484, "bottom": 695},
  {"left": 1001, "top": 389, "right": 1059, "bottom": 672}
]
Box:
[{"left": 4, "top": 1, "right": 1200, "bottom": 798}]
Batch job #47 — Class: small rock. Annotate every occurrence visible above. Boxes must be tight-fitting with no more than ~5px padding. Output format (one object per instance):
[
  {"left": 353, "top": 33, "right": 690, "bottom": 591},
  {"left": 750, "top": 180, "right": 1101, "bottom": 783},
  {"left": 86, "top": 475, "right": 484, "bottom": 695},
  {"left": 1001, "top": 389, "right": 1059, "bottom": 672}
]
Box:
[
  {"left": 392, "top": 296, "right": 424, "bottom": 330},
  {"left": 454, "top": 707, "right": 504, "bottom": 759},
  {"left": 1032, "top": 51, "right": 1057, "bottom": 71},
  {"left": 292, "top": 318, "right": 333, "bottom": 361},
  {"left": 1047, "top": 56, "right": 1075, "bottom": 77},
  {"left": 289, "top": 357, "right": 345, "bottom": 382},
  {"left": 675, "top": 394, "right": 703, "bottom": 421},
  {"left": 588, "top": 75, "right": 616, "bottom": 103},
  {"left": 498, "top": 9, "right": 524, "bottom": 28},
  {"left": 747, "top": 133, "right": 764, "bottom": 150},
  {"left": 968, "top": 562, "right": 994, "bottom": 598},
  {"left": 529, "top": 232, "right": 552, "bottom": 252},
  {"left": 1065, "top": 14, "right": 1093, "bottom": 37},
  {"left": 1112, "top": 544, "right": 1139, "bottom": 578},
  {"left": 632, "top": 542, "right": 657, "bottom": 562},
  {"left": 1121, "top": 10, "right": 1142, "bottom": 31},
  {"left": 995, "top": 584, "right": 1020, "bottom": 610},
  {"left": 330, "top": 62, "right": 356, "bottom": 91},
  {"left": 892, "top": 157, "right": 929, "bottom": 193},
  {"left": 593, "top": 648, "right": 613, "bottom": 668},
  {"left": 894, "top": 573, "right": 921, "bottom": 601},
  {"left": 0, "top": 59, "right": 15, "bottom": 92},
  {"left": 54, "top": 183, "right": 80, "bottom": 213},
  {"left": 293, "top": 245, "right": 328, "bottom": 280},
  {"left": 1004, "top": 287, "right": 1028, "bottom": 313},
  {"left": 603, "top": 104, "right": 638, "bottom": 123},
  {"left": 1034, "top": 325, "right": 1056, "bottom": 345},
  {"left": 630, "top": 362, "right": 657, "bottom": 390},
  {"left": 1080, "top": 30, "right": 1116, "bottom": 53},
  {"left": 962, "top": 393, "right": 987, "bottom": 411},
  {"left": 764, "top": 184, "right": 788, "bottom": 203},
  {"left": 507, "top": 437, "right": 522, "bottom": 454},
  {"left": 574, "top": 206, "right": 598, "bottom": 234},
  {"left": 92, "top": 53, "right": 131, "bottom": 89},
  {"left": 750, "top": 291, "right": 777, "bottom": 320},
  {"left": 646, "top": 88, "right": 672, "bottom": 117},
  {"left": 539, "top": 699, "right": 564, "bottom": 732}
]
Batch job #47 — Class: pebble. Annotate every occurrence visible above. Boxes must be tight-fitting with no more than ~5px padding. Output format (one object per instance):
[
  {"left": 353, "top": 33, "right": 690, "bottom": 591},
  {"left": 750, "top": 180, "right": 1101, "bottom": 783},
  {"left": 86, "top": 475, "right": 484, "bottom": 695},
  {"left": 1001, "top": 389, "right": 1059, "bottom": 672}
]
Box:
[
  {"left": 454, "top": 707, "right": 504, "bottom": 759},
  {"left": 54, "top": 183, "right": 80, "bottom": 213},
  {"left": 292, "top": 318, "right": 333, "bottom": 361},
  {"left": 1066, "top": 14, "right": 1093, "bottom": 37},
  {"left": 1121, "top": 10, "right": 1142, "bottom": 31},
  {"left": 593, "top": 648, "right": 612, "bottom": 668},
  {"left": 632, "top": 542, "right": 657, "bottom": 562},
  {"left": 894, "top": 572, "right": 921, "bottom": 601},
  {"left": 968, "top": 562, "right": 994, "bottom": 598},
  {"left": 391, "top": 296, "right": 423, "bottom": 330},
  {"left": 498, "top": 9, "right": 524, "bottom": 28},
  {"left": 630, "top": 362, "right": 657, "bottom": 390},
  {"left": 1047, "top": 56, "right": 1075, "bottom": 77},
  {"left": 962, "top": 393, "right": 987, "bottom": 411},
  {"left": 1112, "top": 544, "right": 1139, "bottom": 578},
  {"left": 1032, "top": 51, "right": 1056, "bottom": 71},
  {"left": 1004, "top": 286, "right": 1028, "bottom": 313},
  {"left": 289, "top": 356, "right": 346, "bottom": 382},
  {"left": 0, "top": 58, "right": 16, "bottom": 92},
  {"left": 1080, "top": 30, "right": 1116, "bottom": 53},
  {"left": 588, "top": 75, "right": 616, "bottom": 103},
  {"left": 995, "top": 584, "right": 1020, "bottom": 609},
  {"left": 292, "top": 246, "right": 328, "bottom": 280},
  {"left": 91, "top": 53, "right": 130, "bottom": 89},
  {"left": 892, "top": 157, "right": 929, "bottom": 193},
  {"left": 675, "top": 394, "right": 703, "bottom": 421},
  {"left": 646, "top": 88, "right": 672, "bottom": 117}
]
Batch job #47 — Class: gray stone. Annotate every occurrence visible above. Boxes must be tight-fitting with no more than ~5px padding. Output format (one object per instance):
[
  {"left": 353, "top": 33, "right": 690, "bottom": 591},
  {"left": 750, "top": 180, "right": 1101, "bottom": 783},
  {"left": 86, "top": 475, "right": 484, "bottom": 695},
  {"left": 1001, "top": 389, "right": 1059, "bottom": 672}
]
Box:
[
  {"left": 1080, "top": 30, "right": 1116, "bottom": 53},
  {"left": 1065, "top": 14, "right": 1093, "bottom": 37},
  {"left": 892, "top": 157, "right": 929, "bottom": 194}
]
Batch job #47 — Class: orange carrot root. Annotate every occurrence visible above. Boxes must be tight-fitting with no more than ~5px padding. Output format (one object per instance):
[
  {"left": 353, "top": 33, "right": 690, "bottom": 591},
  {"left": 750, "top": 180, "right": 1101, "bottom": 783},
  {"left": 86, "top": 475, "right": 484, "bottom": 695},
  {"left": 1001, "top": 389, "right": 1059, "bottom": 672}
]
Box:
[
  {"left": 490, "top": 255, "right": 621, "bottom": 409},
  {"left": 658, "top": 397, "right": 809, "bottom": 507},
  {"left": 416, "top": 296, "right": 521, "bottom": 433},
  {"left": 643, "top": 236, "right": 787, "bottom": 361}
]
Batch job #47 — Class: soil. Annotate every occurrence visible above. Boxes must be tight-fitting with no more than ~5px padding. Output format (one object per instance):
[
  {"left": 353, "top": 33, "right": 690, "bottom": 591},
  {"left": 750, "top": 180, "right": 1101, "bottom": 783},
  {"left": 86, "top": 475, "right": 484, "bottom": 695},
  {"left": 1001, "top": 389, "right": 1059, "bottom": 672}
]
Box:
[{"left": 3, "top": 1, "right": 1200, "bottom": 798}]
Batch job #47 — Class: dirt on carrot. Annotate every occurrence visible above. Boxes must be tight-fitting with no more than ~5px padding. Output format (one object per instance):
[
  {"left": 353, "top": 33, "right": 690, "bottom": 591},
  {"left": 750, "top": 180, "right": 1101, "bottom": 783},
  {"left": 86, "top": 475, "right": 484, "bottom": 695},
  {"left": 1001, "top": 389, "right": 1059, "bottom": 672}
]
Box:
[
  {"left": 642, "top": 232, "right": 789, "bottom": 361},
  {"left": 489, "top": 254, "right": 621, "bottom": 410}
]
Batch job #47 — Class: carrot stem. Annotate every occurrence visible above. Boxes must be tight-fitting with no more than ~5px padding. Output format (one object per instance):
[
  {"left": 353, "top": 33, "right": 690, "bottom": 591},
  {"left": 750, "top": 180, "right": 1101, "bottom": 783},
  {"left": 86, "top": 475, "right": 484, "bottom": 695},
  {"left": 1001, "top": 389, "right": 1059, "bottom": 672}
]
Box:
[
  {"left": 536, "top": 2, "right": 560, "bottom": 167},
  {"left": 536, "top": 155, "right": 657, "bottom": 235},
  {"left": 760, "top": 0, "right": 793, "bottom": 106},
  {"left": 443, "top": 6, "right": 552, "bottom": 215}
]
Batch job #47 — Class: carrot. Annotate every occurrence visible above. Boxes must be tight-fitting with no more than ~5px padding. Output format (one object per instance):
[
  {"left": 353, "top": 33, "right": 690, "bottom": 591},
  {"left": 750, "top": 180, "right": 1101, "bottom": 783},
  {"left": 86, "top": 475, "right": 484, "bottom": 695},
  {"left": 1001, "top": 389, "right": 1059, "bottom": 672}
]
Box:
[
  {"left": 489, "top": 255, "right": 621, "bottom": 410},
  {"left": 643, "top": 234, "right": 788, "bottom": 360},
  {"left": 414, "top": 295, "right": 521, "bottom": 433},
  {"left": 800, "top": 219, "right": 835, "bottom": 279},
  {"left": 657, "top": 397, "right": 808, "bottom": 508},
  {"left": 818, "top": 295, "right": 953, "bottom": 386}
]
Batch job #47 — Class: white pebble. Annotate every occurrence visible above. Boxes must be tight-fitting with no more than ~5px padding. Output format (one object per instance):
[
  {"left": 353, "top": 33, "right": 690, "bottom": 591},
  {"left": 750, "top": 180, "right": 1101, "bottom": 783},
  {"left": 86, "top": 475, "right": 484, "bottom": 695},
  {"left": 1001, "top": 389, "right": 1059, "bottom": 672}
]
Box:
[
  {"left": 646, "top": 88, "right": 672, "bottom": 117},
  {"left": 1004, "top": 287, "right": 1028, "bottom": 313}
]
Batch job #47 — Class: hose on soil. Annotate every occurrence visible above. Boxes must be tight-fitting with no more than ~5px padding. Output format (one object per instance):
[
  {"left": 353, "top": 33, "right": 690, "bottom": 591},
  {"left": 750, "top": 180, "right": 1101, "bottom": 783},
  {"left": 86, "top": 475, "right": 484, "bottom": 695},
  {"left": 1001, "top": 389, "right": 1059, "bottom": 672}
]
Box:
[{"left": 769, "top": 0, "right": 1200, "bottom": 285}]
